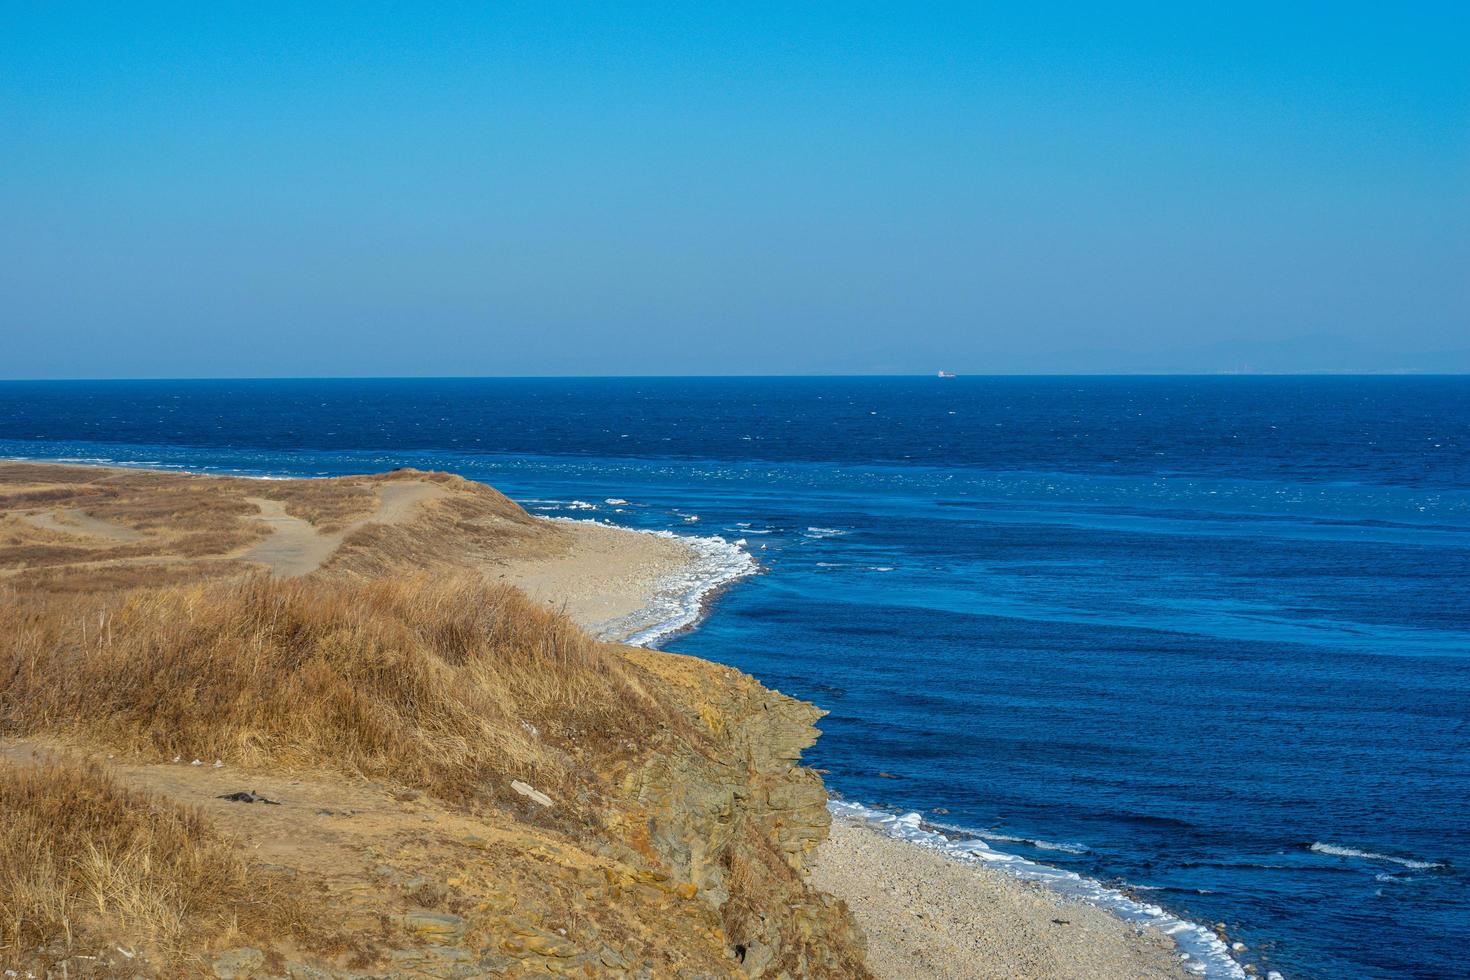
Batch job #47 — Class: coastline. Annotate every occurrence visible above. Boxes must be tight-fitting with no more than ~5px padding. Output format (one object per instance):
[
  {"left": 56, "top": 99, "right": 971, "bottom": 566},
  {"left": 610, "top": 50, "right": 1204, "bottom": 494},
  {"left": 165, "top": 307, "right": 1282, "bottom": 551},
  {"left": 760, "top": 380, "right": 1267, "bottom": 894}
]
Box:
[
  {"left": 548, "top": 514, "right": 1257, "bottom": 979},
  {"left": 4, "top": 456, "right": 1253, "bottom": 979},
  {"left": 526, "top": 509, "right": 1254, "bottom": 979}
]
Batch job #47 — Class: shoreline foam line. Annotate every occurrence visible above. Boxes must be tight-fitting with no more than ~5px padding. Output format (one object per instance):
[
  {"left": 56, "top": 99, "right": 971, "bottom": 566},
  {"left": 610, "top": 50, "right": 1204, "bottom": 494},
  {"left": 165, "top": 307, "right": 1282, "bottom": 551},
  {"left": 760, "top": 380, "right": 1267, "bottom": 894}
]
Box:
[
  {"left": 551, "top": 517, "right": 759, "bottom": 648},
  {"left": 830, "top": 800, "right": 1259, "bottom": 980}
]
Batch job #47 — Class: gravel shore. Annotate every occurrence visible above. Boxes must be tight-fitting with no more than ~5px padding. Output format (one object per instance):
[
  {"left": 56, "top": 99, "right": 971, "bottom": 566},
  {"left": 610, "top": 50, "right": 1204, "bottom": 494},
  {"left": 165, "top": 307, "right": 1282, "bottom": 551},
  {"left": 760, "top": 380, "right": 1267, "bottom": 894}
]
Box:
[{"left": 811, "top": 816, "right": 1193, "bottom": 980}]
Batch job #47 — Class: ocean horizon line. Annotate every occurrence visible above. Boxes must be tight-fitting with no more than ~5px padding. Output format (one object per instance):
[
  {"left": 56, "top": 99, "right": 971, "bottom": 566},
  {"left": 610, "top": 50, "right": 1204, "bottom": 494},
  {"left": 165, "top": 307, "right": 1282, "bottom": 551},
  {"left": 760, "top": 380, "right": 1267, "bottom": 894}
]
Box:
[{"left": 4, "top": 371, "right": 1470, "bottom": 383}]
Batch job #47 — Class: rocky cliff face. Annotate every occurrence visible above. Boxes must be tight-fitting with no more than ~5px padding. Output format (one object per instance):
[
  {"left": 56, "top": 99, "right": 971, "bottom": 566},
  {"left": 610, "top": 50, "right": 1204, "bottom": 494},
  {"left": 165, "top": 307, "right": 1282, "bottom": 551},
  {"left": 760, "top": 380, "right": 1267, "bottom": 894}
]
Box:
[{"left": 618, "top": 648, "right": 870, "bottom": 979}]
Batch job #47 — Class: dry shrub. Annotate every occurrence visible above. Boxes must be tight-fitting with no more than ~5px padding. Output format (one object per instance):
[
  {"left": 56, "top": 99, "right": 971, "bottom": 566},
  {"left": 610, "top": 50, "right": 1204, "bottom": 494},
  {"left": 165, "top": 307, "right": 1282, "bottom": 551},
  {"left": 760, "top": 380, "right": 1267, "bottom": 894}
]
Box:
[
  {"left": 1, "top": 574, "right": 663, "bottom": 805},
  {"left": 0, "top": 759, "right": 300, "bottom": 961}
]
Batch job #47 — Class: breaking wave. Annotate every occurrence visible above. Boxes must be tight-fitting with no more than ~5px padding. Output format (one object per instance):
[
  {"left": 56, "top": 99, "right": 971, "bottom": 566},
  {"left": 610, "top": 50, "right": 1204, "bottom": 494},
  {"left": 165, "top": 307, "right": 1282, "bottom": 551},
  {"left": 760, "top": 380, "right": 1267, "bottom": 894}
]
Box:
[{"left": 1308, "top": 842, "right": 1444, "bottom": 870}]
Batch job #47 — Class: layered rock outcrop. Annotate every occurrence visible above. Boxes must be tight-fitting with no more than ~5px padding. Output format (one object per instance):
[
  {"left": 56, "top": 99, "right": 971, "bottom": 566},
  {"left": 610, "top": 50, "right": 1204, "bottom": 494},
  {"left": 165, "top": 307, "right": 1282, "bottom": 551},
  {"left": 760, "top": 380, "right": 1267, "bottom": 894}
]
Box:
[{"left": 618, "top": 648, "right": 870, "bottom": 978}]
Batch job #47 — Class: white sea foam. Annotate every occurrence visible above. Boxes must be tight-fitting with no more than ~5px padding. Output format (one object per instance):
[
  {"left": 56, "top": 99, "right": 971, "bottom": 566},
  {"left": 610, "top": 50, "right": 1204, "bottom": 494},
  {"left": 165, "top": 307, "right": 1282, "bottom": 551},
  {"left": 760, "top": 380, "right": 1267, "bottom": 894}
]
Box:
[
  {"left": 50, "top": 456, "right": 121, "bottom": 465},
  {"left": 1308, "top": 842, "right": 1443, "bottom": 870},
  {"left": 831, "top": 801, "right": 1248, "bottom": 979},
  {"left": 557, "top": 519, "right": 757, "bottom": 648},
  {"left": 605, "top": 498, "right": 629, "bottom": 505},
  {"left": 805, "top": 526, "right": 847, "bottom": 538},
  {"left": 969, "top": 829, "right": 1090, "bottom": 855},
  {"left": 922, "top": 821, "right": 1091, "bottom": 857}
]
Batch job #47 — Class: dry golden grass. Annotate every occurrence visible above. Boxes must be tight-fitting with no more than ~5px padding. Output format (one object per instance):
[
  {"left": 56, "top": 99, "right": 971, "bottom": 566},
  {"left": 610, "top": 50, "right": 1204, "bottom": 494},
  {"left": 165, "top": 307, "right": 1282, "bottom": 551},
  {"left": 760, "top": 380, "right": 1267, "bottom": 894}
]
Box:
[
  {"left": 4, "top": 560, "right": 257, "bottom": 596},
  {"left": 84, "top": 485, "right": 259, "bottom": 536},
  {"left": 0, "top": 463, "right": 548, "bottom": 594},
  {"left": 0, "top": 464, "right": 269, "bottom": 588},
  {"left": 1, "top": 574, "right": 666, "bottom": 810},
  {"left": 0, "top": 758, "right": 304, "bottom": 964},
  {"left": 249, "top": 478, "right": 380, "bottom": 533},
  {"left": 324, "top": 483, "right": 551, "bottom": 578},
  {"left": 0, "top": 462, "right": 377, "bottom": 535}
]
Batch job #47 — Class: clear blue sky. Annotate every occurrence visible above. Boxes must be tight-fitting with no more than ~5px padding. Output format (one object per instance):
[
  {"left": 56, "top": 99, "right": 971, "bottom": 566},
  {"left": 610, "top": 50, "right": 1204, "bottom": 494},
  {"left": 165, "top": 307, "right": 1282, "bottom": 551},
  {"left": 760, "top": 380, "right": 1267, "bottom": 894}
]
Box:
[{"left": 2, "top": 2, "right": 1466, "bottom": 377}]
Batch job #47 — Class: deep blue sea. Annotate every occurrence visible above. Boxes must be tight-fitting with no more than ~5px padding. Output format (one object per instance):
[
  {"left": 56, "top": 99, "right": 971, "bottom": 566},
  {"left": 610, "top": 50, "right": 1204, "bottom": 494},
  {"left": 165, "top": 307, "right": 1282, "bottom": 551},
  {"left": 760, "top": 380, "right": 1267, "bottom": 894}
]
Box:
[{"left": 2, "top": 377, "right": 1466, "bottom": 979}]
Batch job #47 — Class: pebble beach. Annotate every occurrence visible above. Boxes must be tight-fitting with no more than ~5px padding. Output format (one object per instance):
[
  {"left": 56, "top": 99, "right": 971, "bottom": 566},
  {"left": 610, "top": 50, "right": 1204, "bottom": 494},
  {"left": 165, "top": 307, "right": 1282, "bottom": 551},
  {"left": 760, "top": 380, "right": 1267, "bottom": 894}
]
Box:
[{"left": 811, "top": 815, "right": 1194, "bottom": 980}]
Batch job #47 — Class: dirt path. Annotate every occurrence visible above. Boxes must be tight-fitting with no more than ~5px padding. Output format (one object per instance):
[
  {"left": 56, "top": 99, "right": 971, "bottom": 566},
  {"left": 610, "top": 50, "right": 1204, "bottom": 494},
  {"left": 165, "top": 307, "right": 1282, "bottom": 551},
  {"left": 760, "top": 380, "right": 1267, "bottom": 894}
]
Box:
[
  {"left": 21, "top": 508, "right": 146, "bottom": 542},
  {"left": 241, "top": 481, "right": 446, "bottom": 578}
]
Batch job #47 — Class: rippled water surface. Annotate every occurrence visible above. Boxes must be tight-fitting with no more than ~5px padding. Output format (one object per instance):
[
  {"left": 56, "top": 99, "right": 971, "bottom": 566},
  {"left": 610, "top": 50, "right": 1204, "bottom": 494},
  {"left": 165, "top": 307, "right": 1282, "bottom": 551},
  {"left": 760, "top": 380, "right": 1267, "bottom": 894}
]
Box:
[{"left": 2, "top": 377, "right": 1466, "bottom": 979}]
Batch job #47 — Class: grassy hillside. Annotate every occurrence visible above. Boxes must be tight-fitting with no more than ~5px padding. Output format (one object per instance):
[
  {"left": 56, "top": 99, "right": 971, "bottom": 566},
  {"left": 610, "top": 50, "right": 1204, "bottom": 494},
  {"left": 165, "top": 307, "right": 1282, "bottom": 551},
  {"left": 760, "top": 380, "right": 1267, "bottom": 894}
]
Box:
[{"left": 0, "top": 464, "right": 868, "bottom": 977}]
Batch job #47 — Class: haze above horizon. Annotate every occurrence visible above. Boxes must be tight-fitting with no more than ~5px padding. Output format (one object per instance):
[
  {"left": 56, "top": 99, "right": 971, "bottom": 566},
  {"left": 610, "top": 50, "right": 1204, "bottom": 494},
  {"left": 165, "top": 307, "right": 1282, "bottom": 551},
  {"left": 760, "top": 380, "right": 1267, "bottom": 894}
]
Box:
[{"left": 3, "top": 3, "right": 1467, "bottom": 379}]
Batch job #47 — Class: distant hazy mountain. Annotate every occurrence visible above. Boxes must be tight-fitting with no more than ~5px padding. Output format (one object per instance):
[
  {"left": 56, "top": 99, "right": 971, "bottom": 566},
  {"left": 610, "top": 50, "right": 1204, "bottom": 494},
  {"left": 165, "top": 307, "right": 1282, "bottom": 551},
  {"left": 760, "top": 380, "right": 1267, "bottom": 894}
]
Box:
[
  {"left": 842, "top": 335, "right": 1470, "bottom": 376},
  {"left": 1018, "top": 336, "right": 1470, "bottom": 375}
]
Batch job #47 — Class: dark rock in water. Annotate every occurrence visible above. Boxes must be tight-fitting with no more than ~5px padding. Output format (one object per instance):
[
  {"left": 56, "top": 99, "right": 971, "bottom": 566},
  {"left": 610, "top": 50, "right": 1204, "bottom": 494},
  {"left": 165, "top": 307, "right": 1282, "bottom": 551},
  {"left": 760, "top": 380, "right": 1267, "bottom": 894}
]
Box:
[{"left": 217, "top": 790, "right": 281, "bottom": 805}]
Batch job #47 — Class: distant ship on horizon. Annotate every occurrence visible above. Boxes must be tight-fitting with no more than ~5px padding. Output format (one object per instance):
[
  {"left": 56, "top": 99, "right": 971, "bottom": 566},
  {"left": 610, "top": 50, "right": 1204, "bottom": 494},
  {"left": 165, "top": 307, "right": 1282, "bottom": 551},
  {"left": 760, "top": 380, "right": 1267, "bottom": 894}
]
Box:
[{"left": 936, "top": 370, "right": 957, "bottom": 378}]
